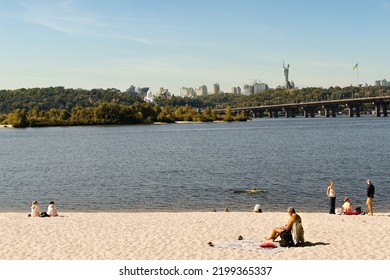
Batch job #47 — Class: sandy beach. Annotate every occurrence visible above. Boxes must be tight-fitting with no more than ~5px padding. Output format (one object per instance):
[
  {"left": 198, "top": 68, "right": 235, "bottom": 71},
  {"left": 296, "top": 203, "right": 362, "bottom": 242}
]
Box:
[{"left": 0, "top": 211, "right": 389, "bottom": 260}]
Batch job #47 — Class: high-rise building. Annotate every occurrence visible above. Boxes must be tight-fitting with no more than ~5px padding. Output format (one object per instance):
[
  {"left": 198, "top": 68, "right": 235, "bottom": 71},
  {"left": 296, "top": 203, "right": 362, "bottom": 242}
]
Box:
[
  {"left": 144, "top": 89, "right": 154, "bottom": 103},
  {"left": 195, "top": 85, "right": 208, "bottom": 96},
  {"left": 231, "top": 86, "right": 241, "bottom": 94},
  {"left": 180, "top": 87, "right": 196, "bottom": 97},
  {"left": 127, "top": 85, "right": 136, "bottom": 94},
  {"left": 243, "top": 84, "right": 253, "bottom": 95},
  {"left": 253, "top": 82, "right": 268, "bottom": 93},
  {"left": 213, "top": 83, "right": 220, "bottom": 94},
  {"left": 242, "top": 81, "right": 268, "bottom": 95},
  {"left": 158, "top": 87, "right": 171, "bottom": 97},
  {"left": 375, "top": 79, "right": 390, "bottom": 86}
]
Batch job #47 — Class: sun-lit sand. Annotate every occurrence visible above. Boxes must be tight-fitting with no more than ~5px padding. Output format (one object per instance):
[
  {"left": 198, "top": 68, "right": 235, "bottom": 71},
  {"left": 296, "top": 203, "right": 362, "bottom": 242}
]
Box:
[{"left": 1, "top": 211, "right": 389, "bottom": 260}]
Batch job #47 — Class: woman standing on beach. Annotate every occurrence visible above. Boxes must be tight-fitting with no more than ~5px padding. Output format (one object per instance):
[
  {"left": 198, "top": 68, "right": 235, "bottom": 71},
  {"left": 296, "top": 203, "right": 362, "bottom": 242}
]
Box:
[{"left": 327, "top": 181, "right": 336, "bottom": 214}]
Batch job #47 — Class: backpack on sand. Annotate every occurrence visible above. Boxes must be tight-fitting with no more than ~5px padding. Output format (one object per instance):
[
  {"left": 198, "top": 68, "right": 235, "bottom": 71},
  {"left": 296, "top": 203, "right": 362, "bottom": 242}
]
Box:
[{"left": 279, "top": 230, "right": 294, "bottom": 247}]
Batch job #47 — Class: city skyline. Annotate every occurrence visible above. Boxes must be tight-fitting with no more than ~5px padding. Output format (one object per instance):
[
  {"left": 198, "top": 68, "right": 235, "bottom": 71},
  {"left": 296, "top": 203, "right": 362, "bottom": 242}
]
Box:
[{"left": 0, "top": 0, "right": 389, "bottom": 94}]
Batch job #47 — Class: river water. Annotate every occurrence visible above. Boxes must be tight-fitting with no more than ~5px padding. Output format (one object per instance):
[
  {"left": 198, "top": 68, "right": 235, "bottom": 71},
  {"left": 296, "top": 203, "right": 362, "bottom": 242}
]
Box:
[{"left": 1, "top": 117, "right": 389, "bottom": 212}]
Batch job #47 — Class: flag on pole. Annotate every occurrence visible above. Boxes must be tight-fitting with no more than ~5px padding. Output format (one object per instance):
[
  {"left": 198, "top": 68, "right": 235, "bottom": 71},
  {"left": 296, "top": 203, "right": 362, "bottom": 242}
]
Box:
[{"left": 353, "top": 63, "right": 358, "bottom": 70}]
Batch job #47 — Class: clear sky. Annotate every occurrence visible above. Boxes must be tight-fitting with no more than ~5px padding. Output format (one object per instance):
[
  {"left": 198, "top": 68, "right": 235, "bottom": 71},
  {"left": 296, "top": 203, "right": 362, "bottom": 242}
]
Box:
[{"left": 0, "top": 0, "right": 389, "bottom": 94}]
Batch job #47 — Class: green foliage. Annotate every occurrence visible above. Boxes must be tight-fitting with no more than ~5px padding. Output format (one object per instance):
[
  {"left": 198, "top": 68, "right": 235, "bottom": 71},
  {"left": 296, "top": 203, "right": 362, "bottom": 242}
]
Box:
[
  {"left": 3, "top": 109, "right": 28, "bottom": 127},
  {"left": 157, "top": 106, "right": 176, "bottom": 123},
  {"left": 12, "top": 84, "right": 390, "bottom": 126},
  {"left": 1, "top": 102, "right": 248, "bottom": 127},
  {"left": 0, "top": 86, "right": 143, "bottom": 114}
]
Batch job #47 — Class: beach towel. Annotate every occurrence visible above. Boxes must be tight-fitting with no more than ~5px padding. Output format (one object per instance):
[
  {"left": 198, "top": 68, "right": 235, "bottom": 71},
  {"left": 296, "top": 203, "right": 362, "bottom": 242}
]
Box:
[
  {"left": 215, "top": 239, "right": 287, "bottom": 254},
  {"left": 292, "top": 221, "right": 305, "bottom": 245}
]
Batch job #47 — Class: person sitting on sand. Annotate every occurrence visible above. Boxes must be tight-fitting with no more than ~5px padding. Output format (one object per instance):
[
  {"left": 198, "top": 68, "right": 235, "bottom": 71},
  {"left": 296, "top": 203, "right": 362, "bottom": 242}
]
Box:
[
  {"left": 265, "top": 207, "right": 302, "bottom": 241},
  {"left": 47, "top": 201, "right": 59, "bottom": 217},
  {"left": 341, "top": 197, "right": 360, "bottom": 215},
  {"left": 29, "top": 201, "right": 41, "bottom": 217},
  {"left": 342, "top": 197, "right": 353, "bottom": 214}
]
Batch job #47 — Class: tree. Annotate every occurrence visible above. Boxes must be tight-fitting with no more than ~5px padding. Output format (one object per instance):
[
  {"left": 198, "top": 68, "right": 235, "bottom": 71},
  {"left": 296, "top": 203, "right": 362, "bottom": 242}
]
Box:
[
  {"left": 59, "top": 109, "right": 71, "bottom": 122},
  {"left": 5, "top": 109, "right": 28, "bottom": 127},
  {"left": 224, "top": 106, "right": 233, "bottom": 122},
  {"left": 157, "top": 106, "right": 175, "bottom": 123}
]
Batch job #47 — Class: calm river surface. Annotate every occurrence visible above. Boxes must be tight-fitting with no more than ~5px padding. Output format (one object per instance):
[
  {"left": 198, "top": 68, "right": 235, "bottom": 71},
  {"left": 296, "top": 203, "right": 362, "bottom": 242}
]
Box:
[{"left": 1, "top": 117, "right": 389, "bottom": 212}]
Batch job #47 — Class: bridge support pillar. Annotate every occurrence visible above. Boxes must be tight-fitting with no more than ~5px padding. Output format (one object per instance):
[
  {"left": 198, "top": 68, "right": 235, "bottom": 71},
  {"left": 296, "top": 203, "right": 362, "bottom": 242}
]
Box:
[
  {"left": 325, "top": 107, "right": 330, "bottom": 117},
  {"left": 253, "top": 110, "right": 263, "bottom": 118},
  {"left": 383, "top": 102, "right": 388, "bottom": 117},
  {"left": 304, "top": 107, "right": 315, "bottom": 117},
  {"left": 348, "top": 105, "right": 354, "bottom": 117},
  {"left": 284, "top": 108, "right": 296, "bottom": 118},
  {"left": 324, "top": 106, "right": 337, "bottom": 117},
  {"left": 356, "top": 105, "right": 361, "bottom": 117},
  {"left": 290, "top": 108, "right": 296, "bottom": 118},
  {"left": 332, "top": 107, "right": 337, "bottom": 117},
  {"left": 268, "top": 110, "right": 278, "bottom": 118},
  {"left": 347, "top": 104, "right": 360, "bottom": 117},
  {"left": 375, "top": 103, "right": 381, "bottom": 117}
]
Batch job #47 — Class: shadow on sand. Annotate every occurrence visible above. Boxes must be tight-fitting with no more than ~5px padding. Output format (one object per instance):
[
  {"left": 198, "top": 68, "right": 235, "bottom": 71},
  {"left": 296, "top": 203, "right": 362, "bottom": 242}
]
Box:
[{"left": 297, "top": 241, "right": 330, "bottom": 247}]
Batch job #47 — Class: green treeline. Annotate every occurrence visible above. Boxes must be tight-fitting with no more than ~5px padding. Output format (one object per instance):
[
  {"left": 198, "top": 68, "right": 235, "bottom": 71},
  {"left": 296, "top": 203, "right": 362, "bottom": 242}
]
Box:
[
  {"left": 1, "top": 103, "right": 248, "bottom": 128},
  {"left": 2, "top": 85, "right": 390, "bottom": 115},
  {"left": 1, "top": 85, "right": 389, "bottom": 127},
  {"left": 0, "top": 87, "right": 248, "bottom": 127},
  {"left": 0, "top": 87, "right": 143, "bottom": 113}
]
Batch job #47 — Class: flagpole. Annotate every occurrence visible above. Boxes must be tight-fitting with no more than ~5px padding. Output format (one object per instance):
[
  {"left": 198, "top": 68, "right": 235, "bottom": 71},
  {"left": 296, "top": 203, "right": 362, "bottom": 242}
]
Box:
[
  {"left": 353, "top": 62, "right": 359, "bottom": 86},
  {"left": 357, "top": 62, "right": 359, "bottom": 86}
]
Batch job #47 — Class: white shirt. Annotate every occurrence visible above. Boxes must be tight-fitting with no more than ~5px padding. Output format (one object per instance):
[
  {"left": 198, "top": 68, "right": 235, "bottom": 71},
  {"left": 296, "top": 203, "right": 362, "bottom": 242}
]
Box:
[
  {"left": 328, "top": 187, "right": 336, "bottom": 198},
  {"left": 47, "top": 204, "right": 58, "bottom": 216}
]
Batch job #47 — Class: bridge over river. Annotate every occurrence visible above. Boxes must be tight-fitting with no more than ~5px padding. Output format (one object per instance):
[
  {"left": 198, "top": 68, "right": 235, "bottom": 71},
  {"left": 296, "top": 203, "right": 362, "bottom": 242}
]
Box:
[{"left": 214, "top": 96, "right": 390, "bottom": 118}]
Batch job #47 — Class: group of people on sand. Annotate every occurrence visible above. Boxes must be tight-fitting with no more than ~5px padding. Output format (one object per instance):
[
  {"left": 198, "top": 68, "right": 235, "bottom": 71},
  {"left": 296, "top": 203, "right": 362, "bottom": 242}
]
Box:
[
  {"left": 327, "top": 179, "right": 375, "bottom": 216},
  {"left": 263, "top": 179, "right": 376, "bottom": 247},
  {"left": 28, "top": 200, "right": 59, "bottom": 217}
]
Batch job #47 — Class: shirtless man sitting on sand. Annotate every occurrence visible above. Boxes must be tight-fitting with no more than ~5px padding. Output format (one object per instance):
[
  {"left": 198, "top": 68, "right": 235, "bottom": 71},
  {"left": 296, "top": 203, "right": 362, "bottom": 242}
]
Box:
[{"left": 265, "top": 207, "right": 302, "bottom": 241}]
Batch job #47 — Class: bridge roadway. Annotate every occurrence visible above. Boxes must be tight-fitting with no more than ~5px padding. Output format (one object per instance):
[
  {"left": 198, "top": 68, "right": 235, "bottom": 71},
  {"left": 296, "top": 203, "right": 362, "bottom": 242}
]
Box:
[{"left": 214, "top": 96, "right": 390, "bottom": 118}]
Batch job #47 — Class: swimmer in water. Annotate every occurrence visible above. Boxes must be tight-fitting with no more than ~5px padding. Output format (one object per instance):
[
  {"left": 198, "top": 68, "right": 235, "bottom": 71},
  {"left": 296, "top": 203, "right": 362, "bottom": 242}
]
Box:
[{"left": 234, "top": 188, "right": 266, "bottom": 193}]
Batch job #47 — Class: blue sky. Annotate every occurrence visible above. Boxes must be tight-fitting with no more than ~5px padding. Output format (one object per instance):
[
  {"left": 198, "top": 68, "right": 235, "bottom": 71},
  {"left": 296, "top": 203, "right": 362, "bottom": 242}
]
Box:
[{"left": 0, "top": 0, "right": 389, "bottom": 94}]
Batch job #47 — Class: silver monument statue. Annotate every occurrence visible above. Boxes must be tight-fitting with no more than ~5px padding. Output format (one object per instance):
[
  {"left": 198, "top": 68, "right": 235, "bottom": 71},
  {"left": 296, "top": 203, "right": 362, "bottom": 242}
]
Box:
[{"left": 283, "top": 61, "right": 292, "bottom": 89}]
